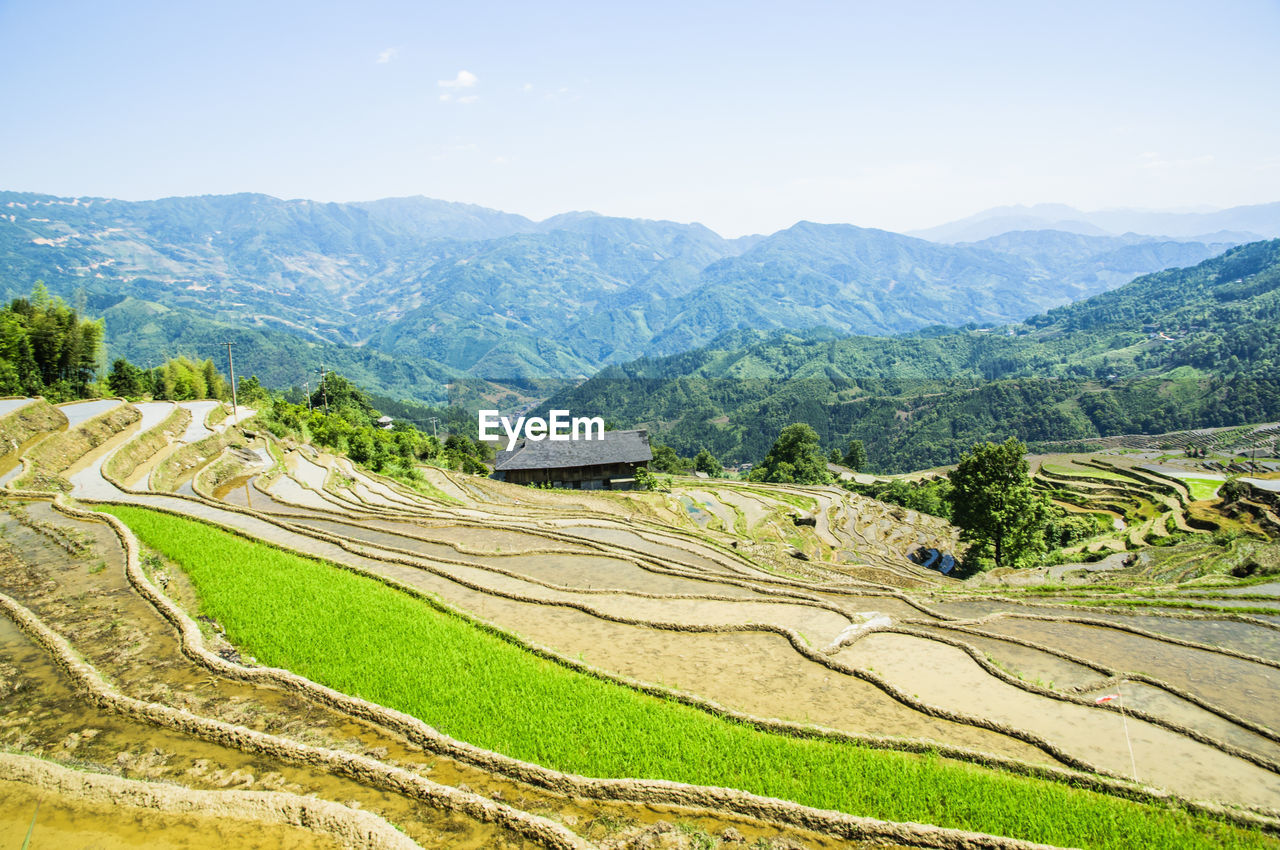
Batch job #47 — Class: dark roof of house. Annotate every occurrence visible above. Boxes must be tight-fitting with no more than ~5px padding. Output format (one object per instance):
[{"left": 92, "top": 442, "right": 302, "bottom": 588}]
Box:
[{"left": 494, "top": 429, "right": 652, "bottom": 472}]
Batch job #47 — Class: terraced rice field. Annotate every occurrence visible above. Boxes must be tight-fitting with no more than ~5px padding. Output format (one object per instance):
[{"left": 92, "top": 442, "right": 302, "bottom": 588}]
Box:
[{"left": 3, "top": 397, "right": 1280, "bottom": 849}]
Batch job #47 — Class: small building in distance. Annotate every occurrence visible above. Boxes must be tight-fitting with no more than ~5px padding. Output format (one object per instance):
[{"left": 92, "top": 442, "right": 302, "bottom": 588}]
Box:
[{"left": 492, "top": 429, "right": 652, "bottom": 490}]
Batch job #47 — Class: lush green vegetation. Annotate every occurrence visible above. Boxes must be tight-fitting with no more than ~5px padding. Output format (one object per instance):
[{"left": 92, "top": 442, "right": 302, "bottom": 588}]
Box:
[
  {"left": 843, "top": 476, "right": 954, "bottom": 520},
  {"left": 107, "top": 355, "right": 230, "bottom": 401},
  {"left": 0, "top": 283, "right": 102, "bottom": 401},
  {"left": 546, "top": 240, "right": 1280, "bottom": 472},
  {"left": 748, "top": 423, "right": 831, "bottom": 484},
  {"left": 254, "top": 370, "right": 492, "bottom": 480},
  {"left": 692, "top": 448, "right": 723, "bottom": 477},
  {"left": 5, "top": 191, "right": 1227, "bottom": 385},
  {"left": 100, "top": 504, "right": 1279, "bottom": 850}
]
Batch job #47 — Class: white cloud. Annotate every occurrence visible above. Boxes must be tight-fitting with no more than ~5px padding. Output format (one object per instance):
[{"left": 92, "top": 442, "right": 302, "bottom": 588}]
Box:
[
  {"left": 438, "top": 70, "right": 478, "bottom": 89},
  {"left": 457, "top": 95, "right": 479, "bottom": 104},
  {"left": 376, "top": 47, "right": 398, "bottom": 64},
  {"left": 522, "top": 82, "right": 534, "bottom": 92},
  {"left": 439, "top": 93, "right": 452, "bottom": 102}
]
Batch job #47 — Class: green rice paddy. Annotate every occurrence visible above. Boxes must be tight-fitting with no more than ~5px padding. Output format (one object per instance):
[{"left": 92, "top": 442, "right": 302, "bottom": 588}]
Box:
[
  {"left": 100, "top": 504, "right": 1280, "bottom": 850},
  {"left": 1179, "top": 477, "right": 1223, "bottom": 501}
]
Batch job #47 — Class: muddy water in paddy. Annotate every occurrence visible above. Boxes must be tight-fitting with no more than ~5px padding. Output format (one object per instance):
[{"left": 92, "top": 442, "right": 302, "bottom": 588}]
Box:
[
  {"left": 1205, "top": 597, "right": 1280, "bottom": 611},
  {"left": 838, "top": 631, "right": 1280, "bottom": 808},
  {"left": 1, "top": 504, "right": 877, "bottom": 850},
  {"left": 288, "top": 516, "right": 767, "bottom": 598},
  {"left": 213, "top": 474, "right": 264, "bottom": 506},
  {"left": 373, "top": 520, "right": 596, "bottom": 554},
  {"left": 0, "top": 778, "right": 344, "bottom": 850},
  {"left": 1075, "top": 679, "right": 1280, "bottom": 765},
  {"left": 551, "top": 525, "right": 760, "bottom": 577},
  {"left": 76, "top": 487, "right": 1053, "bottom": 760},
  {"left": 217, "top": 477, "right": 335, "bottom": 516},
  {"left": 257, "top": 513, "right": 850, "bottom": 638},
  {"left": 918, "top": 598, "right": 1051, "bottom": 620},
  {"left": 128, "top": 441, "right": 179, "bottom": 490},
  {"left": 974, "top": 618, "right": 1280, "bottom": 731},
  {"left": 904, "top": 625, "right": 1105, "bottom": 691},
  {"left": 1069, "top": 610, "right": 1280, "bottom": 660},
  {"left": 391, "top": 579, "right": 1052, "bottom": 764},
  {"left": 0, "top": 609, "right": 530, "bottom": 850},
  {"left": 389, "top": 549, "right": 855, "bottom": 639},
  {"left": 809, "top": 593, "right": 938, "bottom": 622},
  {"left": 264, "top": 475, "right": 355, "bottom": 513},
  {"left": 1, "top": 428, "right": 61, "bottom": 488}
]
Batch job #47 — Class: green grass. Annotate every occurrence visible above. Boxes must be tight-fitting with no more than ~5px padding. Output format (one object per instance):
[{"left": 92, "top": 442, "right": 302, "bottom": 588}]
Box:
[
  {"left": 99, "top": 504, "right": 1279, "bottom": 850},
  {"left": 1178, "top": 477, "right": 1223, "bottom": 501}
]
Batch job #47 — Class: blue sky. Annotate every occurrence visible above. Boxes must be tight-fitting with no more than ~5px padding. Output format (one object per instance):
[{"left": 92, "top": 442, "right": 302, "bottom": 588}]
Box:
[{"left": 1, "top": 0, "right": 1277, "bottom": 236}]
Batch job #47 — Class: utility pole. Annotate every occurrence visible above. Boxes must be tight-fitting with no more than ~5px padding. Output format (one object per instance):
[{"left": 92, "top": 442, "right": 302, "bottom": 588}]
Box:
[
  {"left": 315, "top": 365, "right": 329, "bottom": 413},
  {"left": 220, "top": 341, "right": 238, "bottom": 420},
  {"left": 427, "top": 417, "right": 439, "bottom": 439}
]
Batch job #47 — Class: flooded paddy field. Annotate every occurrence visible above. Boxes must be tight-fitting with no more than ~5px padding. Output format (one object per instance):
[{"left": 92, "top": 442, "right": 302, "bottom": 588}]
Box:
[
  {"left": 0, "top": 502, "right": 891, "bottom": 850},
  {"left": 5, "top": 399, "right": 1280, "bottom": 847}
]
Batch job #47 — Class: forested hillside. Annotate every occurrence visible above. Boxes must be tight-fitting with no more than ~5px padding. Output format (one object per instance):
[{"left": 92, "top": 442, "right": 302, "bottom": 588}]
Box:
[
  {"left": 1, "top": 191, "right": 1234, "bottom": 394},
  {"left": 546, "top": 240, "right": 1280, "bottom": 471}
]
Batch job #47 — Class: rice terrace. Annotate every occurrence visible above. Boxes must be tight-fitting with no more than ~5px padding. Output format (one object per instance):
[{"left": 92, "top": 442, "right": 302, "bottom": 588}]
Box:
[{"left": 0, "top": 392, "right": 1278, "bottom": 850}]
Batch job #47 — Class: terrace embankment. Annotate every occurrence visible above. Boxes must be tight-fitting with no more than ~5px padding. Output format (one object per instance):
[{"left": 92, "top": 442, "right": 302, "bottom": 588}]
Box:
[
  {"left": 0, "top": 498, "right": 911, "bottom": 850},
  {"left": 7, "top": 404, "right": 1280, "bottom": 848},
  {"left": 68, "top": 431, "right": 1280, "bottom": 813},
  {"left": 12, "top": 402, "right": 138, "bottom": 492}
]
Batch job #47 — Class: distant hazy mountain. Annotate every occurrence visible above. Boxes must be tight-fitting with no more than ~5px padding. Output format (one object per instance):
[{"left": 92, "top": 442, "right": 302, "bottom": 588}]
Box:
[
  {"left": 352, "top": 196, "right": 538, "bottom": 241},
  {"left": 0, "top": 190, "right": 1243, "bottom": 399},
  {"left": 911, "top": 202, "right": 1280, "bottom": 243}
]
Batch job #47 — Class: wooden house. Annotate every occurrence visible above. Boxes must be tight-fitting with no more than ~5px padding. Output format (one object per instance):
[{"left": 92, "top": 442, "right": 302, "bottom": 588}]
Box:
[{"left": 492, "top": 429, "right": 652, "bottom": 490}]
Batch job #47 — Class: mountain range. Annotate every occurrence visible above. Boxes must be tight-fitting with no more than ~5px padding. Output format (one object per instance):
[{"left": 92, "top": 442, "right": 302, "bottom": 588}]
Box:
[
  {"left": 0, "top": 190, "right": 1257, "bottom": 402},
  {"left": 544, "top": 240, "right": 1280, "bottom": 471},
  {"left": 909, "top": 201, "right": 1280, "bottom": 244}
]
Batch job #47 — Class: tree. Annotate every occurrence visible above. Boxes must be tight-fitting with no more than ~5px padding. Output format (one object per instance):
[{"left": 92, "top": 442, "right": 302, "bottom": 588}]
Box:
[
  {"left": 693, "top": 448, "right": 721, "bottom": 477},
  {"left": 947, "top": 437, "right": 1048, "bottom": 570},
  {"left": 749, "top": 424, "right": 832, "bottom": 485},
  {"left": 633, "top": 466, "right": 658, "bottom": 491},
  {"left": 843, "top": 439, "right": 867, "bottom": 472},
  {"left": 236, "top": 375, "right": 271, "bottom": 406},
  {"left": 106, "top": 358, "right": 145, "bottom": 397},
  {"left": 650, "top": 443, "right": 686, "bottom": 474}
]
